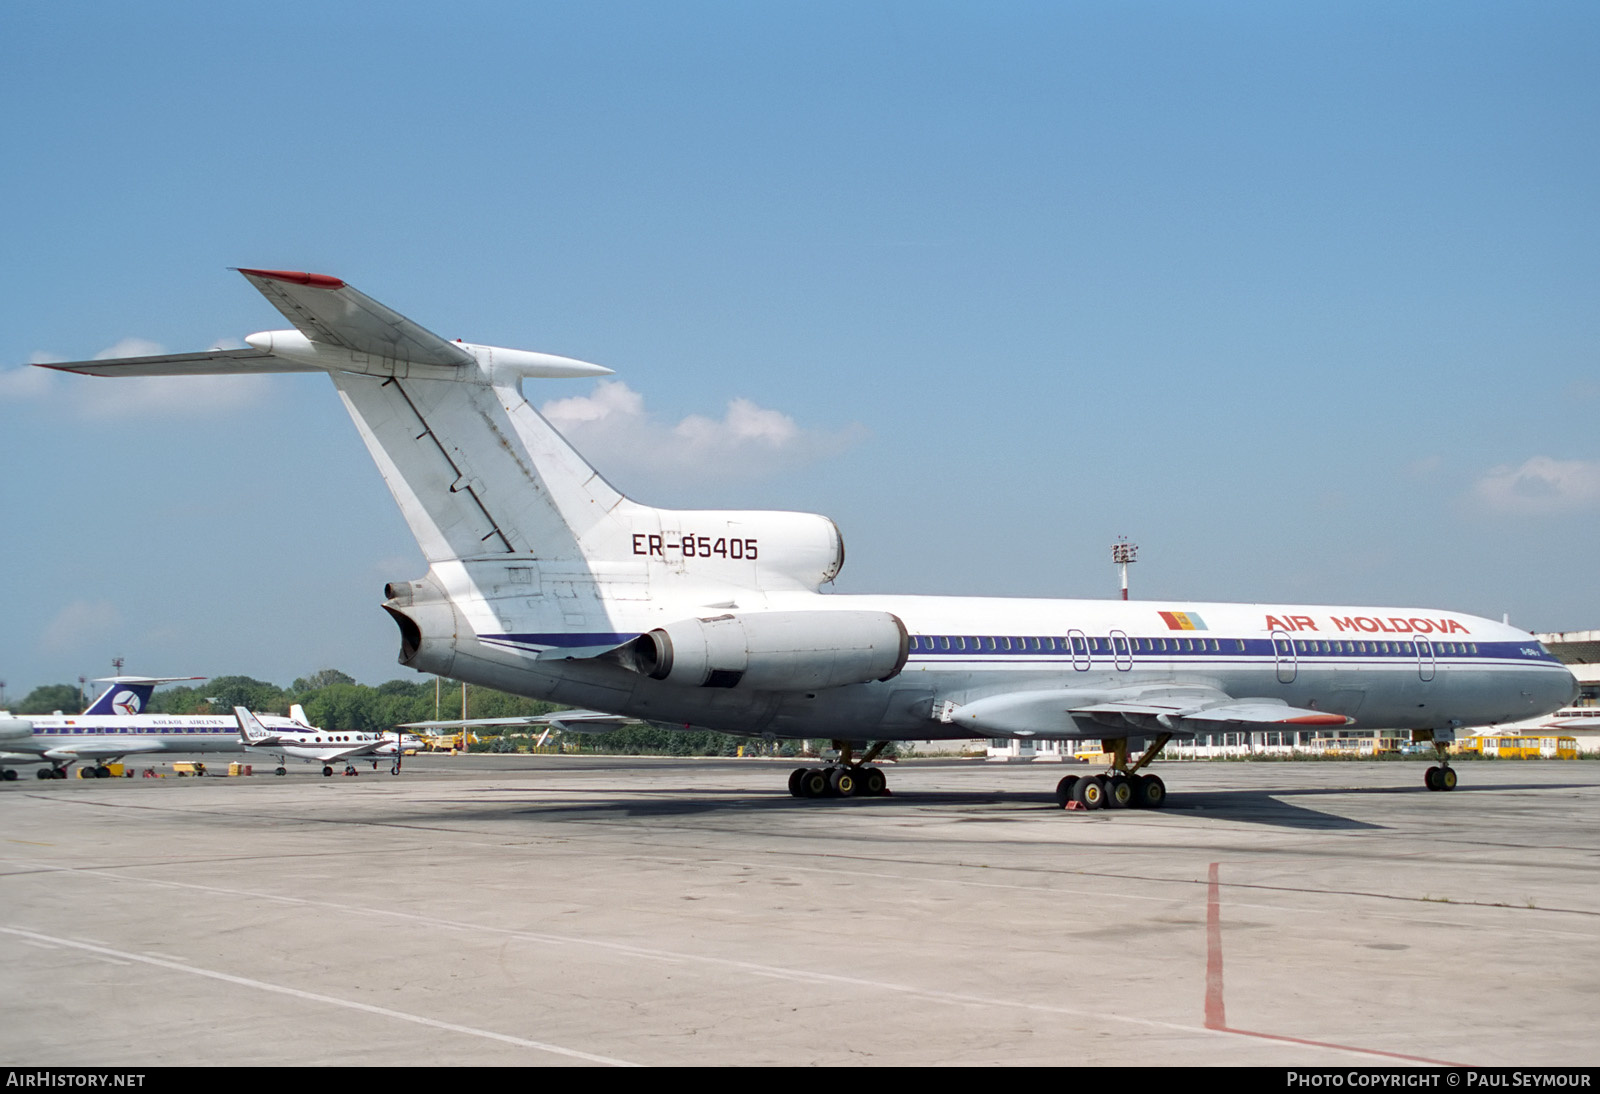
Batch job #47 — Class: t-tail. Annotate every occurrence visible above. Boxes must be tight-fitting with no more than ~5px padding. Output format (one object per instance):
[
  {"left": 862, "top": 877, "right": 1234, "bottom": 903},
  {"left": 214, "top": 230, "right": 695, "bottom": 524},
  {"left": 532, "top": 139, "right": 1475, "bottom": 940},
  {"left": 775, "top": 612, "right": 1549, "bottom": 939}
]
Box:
[
  {"left": 81, "top": 676, "right": 206, "bottom": 716},
  {"left": 41, "top": 270, "right": 877, "bottom": 694}
]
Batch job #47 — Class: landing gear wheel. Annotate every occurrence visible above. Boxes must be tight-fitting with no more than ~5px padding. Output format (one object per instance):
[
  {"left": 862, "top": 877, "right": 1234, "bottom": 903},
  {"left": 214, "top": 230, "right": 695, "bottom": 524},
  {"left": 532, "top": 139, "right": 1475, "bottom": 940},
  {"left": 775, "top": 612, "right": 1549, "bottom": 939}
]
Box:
[
  {"left": 1135, "top": 774, "right": 1167, "bottom": 809},
  {"left": 1073, "top": 775, "right": 1106, "bottom": 810},
  {"left": 788, "top": 768, "right": 808, "bottom": 798},
  {"left": 275, "top": 767, "right": 287, "bottom": 777},
  {"left": 1055, "top": 775, "right": 1081, "bottom": 807},
  {"left": 1105, "top": 775, "right": 1133, "bottom": 809},
  {"left": 829, "top": 767, "right": 859, "bottom": 797},
  {"left": 36, "top": 768, "right": 53, "bottom": 780},
  {"left": 322, "top": 765, "right": 334, "bottom": 777},
  {"left": 1, "top": 769, "right": 15, "bottom": 781},
  {"left": 1438, "top": 767, "right": 1457, "bottom": 791},
  {"left": 799, "top": 769, "right": 829, "bottom": 798},
  {"left": 390, "top": 763, "right": 401, "bottom": 776},
  {"left": 861, "top": 767, "right": 888, "bottom": 796}
]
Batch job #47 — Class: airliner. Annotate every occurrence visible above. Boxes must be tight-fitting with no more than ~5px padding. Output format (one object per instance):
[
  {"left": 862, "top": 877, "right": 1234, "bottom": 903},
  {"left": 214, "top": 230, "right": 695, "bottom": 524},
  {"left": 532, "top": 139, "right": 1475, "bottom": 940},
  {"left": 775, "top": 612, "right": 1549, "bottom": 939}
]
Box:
[
  {"left": 235, "top": 707, "right": 422, "bottom": 776},
  {"left": 0, "top": 676, "right": 241, "bottom": 779},
  {"left": 0, "top": 677, "right": 338, "bottom": 780},
  {"left": 38, "top": 269, "right": 1578, "bottom": 808}
]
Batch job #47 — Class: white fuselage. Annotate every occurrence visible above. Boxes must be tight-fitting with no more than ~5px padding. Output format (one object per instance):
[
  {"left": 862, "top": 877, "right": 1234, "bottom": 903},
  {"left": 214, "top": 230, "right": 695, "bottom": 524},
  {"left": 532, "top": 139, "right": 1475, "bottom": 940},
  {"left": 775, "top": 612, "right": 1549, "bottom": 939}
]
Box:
[{"left": 419, "top": 579, "right": 1578, "bottom": 742}]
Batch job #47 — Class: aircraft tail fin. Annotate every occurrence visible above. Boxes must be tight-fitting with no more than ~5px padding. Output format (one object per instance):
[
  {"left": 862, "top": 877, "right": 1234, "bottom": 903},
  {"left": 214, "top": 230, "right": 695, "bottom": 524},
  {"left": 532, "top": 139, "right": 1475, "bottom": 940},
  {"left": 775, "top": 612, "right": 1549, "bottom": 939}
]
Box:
[
  {"left": 234, "top": 707, "right": 280, "bottom": 746},
  {"left": 41, "top": 270, "right": 851, "bottom": 603},
  {"left": 82, "top": 676, "right": 205, "bottom": 716}
]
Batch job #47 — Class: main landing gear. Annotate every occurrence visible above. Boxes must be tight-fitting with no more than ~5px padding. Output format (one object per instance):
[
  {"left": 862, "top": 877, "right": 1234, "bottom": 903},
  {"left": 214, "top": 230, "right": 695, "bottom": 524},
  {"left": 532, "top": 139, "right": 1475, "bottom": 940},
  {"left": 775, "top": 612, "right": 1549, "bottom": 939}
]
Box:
[
  {"left": 788, "top": 741, "right": 891, "bottom": 799},
  {"left": 1056, "top": 734, "right": 1173, "bottom": 811}
]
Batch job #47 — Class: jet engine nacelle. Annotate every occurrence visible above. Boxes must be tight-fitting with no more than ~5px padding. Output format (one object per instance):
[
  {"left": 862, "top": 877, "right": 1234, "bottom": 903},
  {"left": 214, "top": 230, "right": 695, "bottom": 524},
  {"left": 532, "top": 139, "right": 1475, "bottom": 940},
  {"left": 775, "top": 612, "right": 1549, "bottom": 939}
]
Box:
[
  {"left": 624, "top": 610, "right": 909, "bottom": 691},
  {"left": 0, "top": 716, "right": 33, "bottom": 741},
  {"left": 382, "top": 573, "right": 467, "bottom": 678}
]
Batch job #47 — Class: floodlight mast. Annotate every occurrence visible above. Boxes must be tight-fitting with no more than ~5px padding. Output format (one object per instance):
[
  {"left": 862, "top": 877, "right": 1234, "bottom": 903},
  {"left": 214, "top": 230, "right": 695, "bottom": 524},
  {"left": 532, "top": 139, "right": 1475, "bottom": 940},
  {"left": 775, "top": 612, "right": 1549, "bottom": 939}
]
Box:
[{"left": 1112, "top": 538, "right": 1138, "bottom": 601}]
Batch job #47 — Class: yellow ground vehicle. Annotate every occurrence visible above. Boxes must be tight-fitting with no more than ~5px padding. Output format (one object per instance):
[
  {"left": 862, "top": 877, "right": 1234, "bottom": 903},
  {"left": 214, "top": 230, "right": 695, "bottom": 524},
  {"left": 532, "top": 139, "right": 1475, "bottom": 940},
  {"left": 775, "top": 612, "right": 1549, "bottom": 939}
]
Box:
[{"left": 1460, "top": 735, "right": 1578, "bottom": 760}]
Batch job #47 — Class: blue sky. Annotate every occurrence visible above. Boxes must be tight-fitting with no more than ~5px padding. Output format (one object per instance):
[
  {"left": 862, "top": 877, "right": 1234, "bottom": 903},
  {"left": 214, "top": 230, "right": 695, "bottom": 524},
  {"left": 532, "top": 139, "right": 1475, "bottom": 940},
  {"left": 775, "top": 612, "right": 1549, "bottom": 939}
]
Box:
[{"left": 3, "top": 2, "right": 1597, "bottom": 699}]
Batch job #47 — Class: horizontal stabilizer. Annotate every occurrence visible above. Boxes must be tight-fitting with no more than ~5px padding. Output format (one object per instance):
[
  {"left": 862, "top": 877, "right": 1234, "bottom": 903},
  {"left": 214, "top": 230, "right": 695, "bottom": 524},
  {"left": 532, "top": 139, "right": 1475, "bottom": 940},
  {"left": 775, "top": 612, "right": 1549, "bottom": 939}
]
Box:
[
  {"left": 236, "top": 268, "right": 474, "bottom": 366},
  {"left": 35, "top": 348, "right": 317, "bottom": 377}
]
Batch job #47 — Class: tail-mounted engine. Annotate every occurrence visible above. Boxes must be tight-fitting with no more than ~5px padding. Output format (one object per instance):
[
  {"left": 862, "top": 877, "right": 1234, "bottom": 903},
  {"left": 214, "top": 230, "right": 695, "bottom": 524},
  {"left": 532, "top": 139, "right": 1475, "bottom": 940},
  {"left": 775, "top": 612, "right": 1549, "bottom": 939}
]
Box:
[
  {"left": 615, "top": 610, "right": 908, "bottom": 691},
  {"left": 382, "top": 575, "right": 465, "bottom": 677}
]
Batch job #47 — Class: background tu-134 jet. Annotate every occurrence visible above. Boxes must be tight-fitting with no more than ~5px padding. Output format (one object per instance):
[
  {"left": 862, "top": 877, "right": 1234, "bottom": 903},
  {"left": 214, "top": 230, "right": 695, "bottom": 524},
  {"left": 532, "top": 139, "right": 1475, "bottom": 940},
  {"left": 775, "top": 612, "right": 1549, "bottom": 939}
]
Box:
[{"left": 39, "top": 269, "right": 1578, "bottom": 809}]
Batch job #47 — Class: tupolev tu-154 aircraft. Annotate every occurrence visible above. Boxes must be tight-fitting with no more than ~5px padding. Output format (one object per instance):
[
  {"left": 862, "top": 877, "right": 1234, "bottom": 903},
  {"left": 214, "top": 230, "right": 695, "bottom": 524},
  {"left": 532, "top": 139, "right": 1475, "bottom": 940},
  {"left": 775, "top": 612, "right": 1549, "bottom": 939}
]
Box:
[{"left": 39, "top": 269, "right": 1578, "bottom": 809}]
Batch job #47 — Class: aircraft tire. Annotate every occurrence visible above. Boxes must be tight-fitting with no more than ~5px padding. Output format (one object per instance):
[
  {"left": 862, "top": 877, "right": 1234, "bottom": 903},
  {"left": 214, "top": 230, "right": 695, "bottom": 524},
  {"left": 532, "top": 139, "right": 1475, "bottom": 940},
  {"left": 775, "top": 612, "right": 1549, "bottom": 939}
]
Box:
[
  {"left": 322, "top": 766, "right": 334, "bottom": 777},
  {"left": 862, "top": 767, "right": 888, "bottom": 796},
  {"left": 1105, "top": 775, "right": 1133, "bottom": 808},
  {"left": 829, "top": 767, "right": 858, "bottom": 797},
  {"left": 1, "top": 769, "right": 15, "bottom": 781},
  {"left": 1135, "top": 774, "right": 1167, "bottom": 809},
  {"left": 1424, "top": 766, "right": 1441, "bottom": 791},
  {"left": 1072, "top": 775, "right": 1106, "bottom": 810},
  {"left": 1439, "top": 767, "right": 1457, "bottom": 791},
  {"left": 390, "top": 763, "right": 401, "bottom": 776},
  {"left": 36, "top": 769, "right": 52, "bottom": 780},
  {"left": 275, "top": 767, "right": 287, "bottom": 776},
  {"left": 787, "top": 768, "right": 808, "bottom": 797},
  {"left": 799, "top": 769, "right": 829, "bottom": 798},
  {"left": 1055, "top": 776, "right": 1080, "bottom": 807}
]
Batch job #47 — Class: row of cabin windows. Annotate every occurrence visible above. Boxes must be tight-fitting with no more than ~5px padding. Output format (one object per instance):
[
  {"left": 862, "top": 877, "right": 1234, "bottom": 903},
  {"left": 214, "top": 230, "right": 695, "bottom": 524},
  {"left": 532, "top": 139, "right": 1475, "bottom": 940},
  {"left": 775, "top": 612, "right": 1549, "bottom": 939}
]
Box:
[
  {"left": 908, "top": 635, "right": 1244, "bottom": 654},
  {"left": 1291, "top": 640, "right": 1479, "bottom": 656},
  {"left": 909, "top": 635, "right": 1482, "bottom": 657}
]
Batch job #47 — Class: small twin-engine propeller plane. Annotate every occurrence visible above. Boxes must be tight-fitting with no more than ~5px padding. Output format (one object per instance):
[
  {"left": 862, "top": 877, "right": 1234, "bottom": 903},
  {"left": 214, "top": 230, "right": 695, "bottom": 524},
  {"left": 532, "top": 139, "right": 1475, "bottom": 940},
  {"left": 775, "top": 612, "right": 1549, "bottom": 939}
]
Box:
[
  {"left": 235, "top": 706, "right": 421, "bottom": 777},
  {"left": 40, "top": 270, "right": 1578, "bottom": 809}
]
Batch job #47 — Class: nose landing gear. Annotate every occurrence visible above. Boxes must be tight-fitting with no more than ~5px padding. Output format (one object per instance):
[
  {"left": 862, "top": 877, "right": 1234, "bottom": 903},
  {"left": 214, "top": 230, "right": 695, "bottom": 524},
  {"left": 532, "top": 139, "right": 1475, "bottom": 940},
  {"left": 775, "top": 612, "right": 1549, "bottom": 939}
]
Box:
[{"left": 1415, "top": 728, "right": 1460, "bottom": 792}]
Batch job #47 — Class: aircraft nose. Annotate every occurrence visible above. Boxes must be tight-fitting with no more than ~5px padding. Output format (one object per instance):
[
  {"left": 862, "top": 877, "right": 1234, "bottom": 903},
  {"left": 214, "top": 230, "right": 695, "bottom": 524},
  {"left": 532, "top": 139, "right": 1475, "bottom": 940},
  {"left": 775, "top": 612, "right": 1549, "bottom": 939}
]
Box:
[{"left": 1560, "top": 668, "right": 1581, "bottom": 707}]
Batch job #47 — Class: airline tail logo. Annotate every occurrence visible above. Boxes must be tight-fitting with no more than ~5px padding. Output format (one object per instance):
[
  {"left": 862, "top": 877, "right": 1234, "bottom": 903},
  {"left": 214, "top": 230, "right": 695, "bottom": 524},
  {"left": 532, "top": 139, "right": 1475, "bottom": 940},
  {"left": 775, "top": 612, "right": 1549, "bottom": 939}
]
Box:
[
  {"left": 1159, "top": 611, "right": 1207, "bottom": 631},
  {"left": 84, "top": 683, "right": 154, "bottom": 716}
]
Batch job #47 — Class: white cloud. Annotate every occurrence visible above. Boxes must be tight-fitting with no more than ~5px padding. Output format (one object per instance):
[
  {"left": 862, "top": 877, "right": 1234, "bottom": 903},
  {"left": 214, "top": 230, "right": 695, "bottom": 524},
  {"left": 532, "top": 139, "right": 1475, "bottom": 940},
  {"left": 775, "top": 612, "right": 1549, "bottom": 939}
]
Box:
[
  {"left": 41, "top": 601, "right": 123, "bottom": 654},
  {"left": 4, "top": 338, "right": 273, "bottom": 419},
  {"left": 539, "top": 380, "right": 861, "bottom": 485},
  {"left": 1474, "top": 456, "right": 1600, "bottom": 515},
  {"left": 0, "top": 363, "right": 58, "bottom": 400}
]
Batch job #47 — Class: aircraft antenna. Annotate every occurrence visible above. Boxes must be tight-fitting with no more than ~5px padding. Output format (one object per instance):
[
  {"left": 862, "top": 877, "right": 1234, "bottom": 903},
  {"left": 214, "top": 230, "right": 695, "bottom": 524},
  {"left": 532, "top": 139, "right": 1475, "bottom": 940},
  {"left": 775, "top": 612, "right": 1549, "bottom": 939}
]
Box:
[{"left": 1112, "top": 537, "right": 1138, "bottom": 601}]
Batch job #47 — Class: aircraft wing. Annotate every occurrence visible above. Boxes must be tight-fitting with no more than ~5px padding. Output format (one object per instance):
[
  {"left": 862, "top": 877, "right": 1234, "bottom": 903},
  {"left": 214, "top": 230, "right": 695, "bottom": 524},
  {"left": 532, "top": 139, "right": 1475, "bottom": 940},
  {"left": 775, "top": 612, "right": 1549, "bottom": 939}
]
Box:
[
  {"left": 1070, "top": 696, "right": 1353, "bottom": 731},
  {"left": 235, "top": 268, "right": 474, "bottom": 366},
  {"left": 942, "top": 686, "right": 1352, "bottom": 737},
  {"left": 43, "top": 740, "right": 166, "bottom": 761},
  {"left": 400, "top": 710, "right": 631, "bottom": 735}
]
